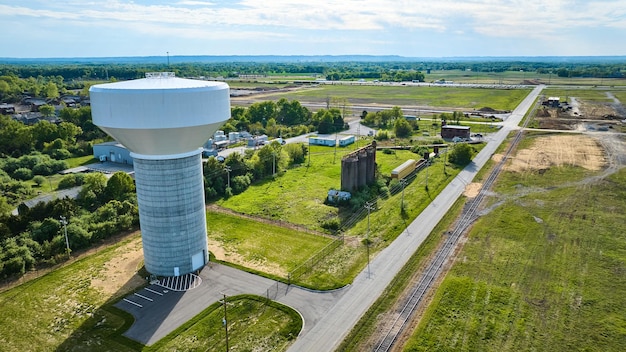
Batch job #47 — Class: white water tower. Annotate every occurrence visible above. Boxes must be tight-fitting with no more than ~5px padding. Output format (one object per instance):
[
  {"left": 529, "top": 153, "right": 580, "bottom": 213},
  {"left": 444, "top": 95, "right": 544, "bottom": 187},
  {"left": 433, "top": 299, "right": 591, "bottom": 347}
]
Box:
[{"left": 90, "top": 72, "right": 230, "bottom": 276}]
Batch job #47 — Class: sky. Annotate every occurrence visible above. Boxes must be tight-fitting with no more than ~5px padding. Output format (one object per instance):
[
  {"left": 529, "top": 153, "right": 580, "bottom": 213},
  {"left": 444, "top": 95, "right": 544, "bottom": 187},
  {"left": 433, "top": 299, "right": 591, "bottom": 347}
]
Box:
[{"left": 1, "top": 0, "right": 626, "bottom": 58}]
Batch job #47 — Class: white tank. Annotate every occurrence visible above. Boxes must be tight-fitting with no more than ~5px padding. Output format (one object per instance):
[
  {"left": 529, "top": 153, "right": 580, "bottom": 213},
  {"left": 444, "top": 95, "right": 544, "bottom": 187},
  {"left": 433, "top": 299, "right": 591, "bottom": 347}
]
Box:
[
  {"left": 90, "top": 72, "right": 230, "bottom": 157},
  {"left": 90, "top": 73, "right": 230, "bottom": 277}
]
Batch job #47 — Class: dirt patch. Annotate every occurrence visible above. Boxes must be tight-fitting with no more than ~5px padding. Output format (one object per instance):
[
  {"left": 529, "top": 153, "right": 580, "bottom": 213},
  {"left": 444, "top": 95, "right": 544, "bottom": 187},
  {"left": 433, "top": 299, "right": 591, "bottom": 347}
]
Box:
[
  {"left": 90, "top": 237, "right": 145, "bottom": 296},
  {"left": 492, "top": 154, "right": 504, "bottom": 163},
  {"left": 463, "top": 183, "right": 482, "bottom": 198},
  {"left": 506, "top": 135, "right": 606, "bottom": 172},
  {"left": 208, "top": 239, "right": 286, "bottom": 277}
]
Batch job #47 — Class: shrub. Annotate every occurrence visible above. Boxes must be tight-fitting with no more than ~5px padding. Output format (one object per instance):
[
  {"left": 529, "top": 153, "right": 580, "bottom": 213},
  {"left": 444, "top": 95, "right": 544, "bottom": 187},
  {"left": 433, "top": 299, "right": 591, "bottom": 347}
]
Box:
[
  {"left": 58, "top": 173, "right": 84, "bottom": 189},
  {"left": 12, "top": 167, "right": 33, "bottom": 181},
  {"left": 375, "top": 131, "right": 390, "bottom": 141},
  {"left": 448, "top": 143, "right": 473, "bottom": 166},
  {"left": 231, "top": 174, "right": 252, "bottom": 194},
  {"left": 33, "top": 175, "right": 46, "bottom": 187},
  {"left": 321, "top": 218, "right": 340, "bottom": 232}
]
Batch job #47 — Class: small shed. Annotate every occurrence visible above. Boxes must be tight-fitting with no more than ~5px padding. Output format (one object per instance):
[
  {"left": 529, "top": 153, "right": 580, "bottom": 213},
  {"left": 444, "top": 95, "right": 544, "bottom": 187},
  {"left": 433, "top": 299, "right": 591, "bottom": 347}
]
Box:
[{"left": 441, "top": 125, "right": 470, "bottom": 140}]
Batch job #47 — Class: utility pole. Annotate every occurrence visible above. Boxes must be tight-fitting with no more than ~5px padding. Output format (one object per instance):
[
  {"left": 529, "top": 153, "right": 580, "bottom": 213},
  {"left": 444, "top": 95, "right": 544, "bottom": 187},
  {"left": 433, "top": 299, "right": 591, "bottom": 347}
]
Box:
[
  {"left": 225, "top": 166, "right": 231, "bottom": 189},
  {"left": 222, "top": 293, "right": 229, "bottom": 352},
  {"left": 59, "top": 216, "right": 70, "bottom": 257},
  {"left": 364, "top": 201, "right": 374, "bottom": 278},
  {"left": 400, "top": 178, "right": 407, "bottom": 211},
  {"left": 272, "top": 152, "right": 276, "bottom": 176},
  {"left": 425, "top": 161, "right": 429, "bottom": 190}
]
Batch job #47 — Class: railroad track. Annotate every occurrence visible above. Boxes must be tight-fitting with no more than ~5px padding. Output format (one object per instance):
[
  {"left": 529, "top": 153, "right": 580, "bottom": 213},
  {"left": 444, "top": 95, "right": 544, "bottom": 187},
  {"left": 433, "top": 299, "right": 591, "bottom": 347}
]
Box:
[{"left": 373, "top": 104, "right": 536, "bottom": 352}]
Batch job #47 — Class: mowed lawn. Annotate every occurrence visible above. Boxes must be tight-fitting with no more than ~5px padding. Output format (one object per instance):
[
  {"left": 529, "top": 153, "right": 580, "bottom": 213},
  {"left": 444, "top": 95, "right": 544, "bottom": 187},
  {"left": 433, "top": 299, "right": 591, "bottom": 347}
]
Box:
[{"left": 405, "top": 165, "right": 626, "bottom": 351}]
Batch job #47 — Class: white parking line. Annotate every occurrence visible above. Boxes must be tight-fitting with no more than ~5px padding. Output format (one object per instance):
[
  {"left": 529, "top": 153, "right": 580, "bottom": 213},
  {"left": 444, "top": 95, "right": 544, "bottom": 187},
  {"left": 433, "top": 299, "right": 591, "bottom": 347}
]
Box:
[
  {"left": 123, "top": 298, "right": 143, "bottom": 308},
  {"left": 134, "top": 293, "right": 154, "bottom": 302},
  {"left": 145, "top": 287, "right": 163, "bottom": 296}
]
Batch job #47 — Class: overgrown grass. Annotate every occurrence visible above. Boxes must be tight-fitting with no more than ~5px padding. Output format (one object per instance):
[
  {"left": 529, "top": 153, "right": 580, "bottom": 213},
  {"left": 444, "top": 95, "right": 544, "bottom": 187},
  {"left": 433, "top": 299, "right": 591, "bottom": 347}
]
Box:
[
  {"left": 207, "top": 211, "right": 333, "bottom": 278},
  {"left": 265, "top": 85, "right": 530, "bottom": 111},
  {"left": 146, "top": 294, "right": 301, "bottom": 352},
  {"left": 0, "top": 236, "right": 141, "bottom": 352},
  {"left": 404, "top": 165, "right": 626, "bottom": 351},
  {"left": 336, "top": 198, "right": 468, "bottom": 351},
  {"left": 0, "top": 232, "right": 303, "bottom": 351}
]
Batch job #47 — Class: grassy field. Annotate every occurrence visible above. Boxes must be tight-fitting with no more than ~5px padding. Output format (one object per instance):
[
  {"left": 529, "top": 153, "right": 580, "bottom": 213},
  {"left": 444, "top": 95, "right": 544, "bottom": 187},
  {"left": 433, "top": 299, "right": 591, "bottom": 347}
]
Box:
[
  {"left": 542, "top": 87, "right": 617, "bottom": 102},
  {"left": 263, "top": 85, "right": 530, "bottom": 111},
  {"left": 425, "top": 70, "right": 626, "bottom": 86},
  {"left": 404, "top": 156, "right": 626, "bottom": 351},
  {"left": 0, "top": 233, "right": 302, "bottom": 352},
  {"left": 207, "top": 211, "right": 334, "bottom": 278},
  {"left": 146, "top": 295, "right": 301, "bottom": 352}
]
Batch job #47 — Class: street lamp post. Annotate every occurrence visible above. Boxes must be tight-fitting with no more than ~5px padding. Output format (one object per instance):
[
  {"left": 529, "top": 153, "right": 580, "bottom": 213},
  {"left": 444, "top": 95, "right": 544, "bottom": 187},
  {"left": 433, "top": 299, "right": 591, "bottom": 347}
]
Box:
[
  {"left": 400, "top": 178, "right": 407, "bottom": 211},
  {"left": 59, "top": 216, "right": 70, "bottom": 257}
]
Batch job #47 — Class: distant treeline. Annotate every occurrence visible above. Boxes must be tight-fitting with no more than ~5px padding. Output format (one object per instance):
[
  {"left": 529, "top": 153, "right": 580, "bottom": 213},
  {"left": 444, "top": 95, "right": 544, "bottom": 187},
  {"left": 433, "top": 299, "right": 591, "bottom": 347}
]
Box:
[{"left": 1, "top": 59, "right": 624, "bottom": 83}]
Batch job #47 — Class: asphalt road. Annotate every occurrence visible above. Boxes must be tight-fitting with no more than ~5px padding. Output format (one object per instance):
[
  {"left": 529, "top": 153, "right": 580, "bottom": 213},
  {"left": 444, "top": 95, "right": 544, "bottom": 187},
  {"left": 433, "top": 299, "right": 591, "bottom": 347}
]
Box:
[{"left": 285, "top": 85, "right": 544, "bottom": 351}]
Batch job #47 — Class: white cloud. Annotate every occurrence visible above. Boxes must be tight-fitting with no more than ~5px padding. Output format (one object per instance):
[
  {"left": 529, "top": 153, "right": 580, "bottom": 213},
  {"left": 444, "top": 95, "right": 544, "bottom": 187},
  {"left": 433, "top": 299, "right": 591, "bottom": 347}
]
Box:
[{"left": 0, "top": 0, "right": 625, "bottom": 56}]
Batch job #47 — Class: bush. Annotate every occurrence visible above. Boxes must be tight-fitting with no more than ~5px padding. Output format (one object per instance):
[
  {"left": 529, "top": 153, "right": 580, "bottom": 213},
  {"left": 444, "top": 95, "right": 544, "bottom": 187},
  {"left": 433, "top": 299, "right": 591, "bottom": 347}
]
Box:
[
  {"left": 375, "top": 131, "right": 390, "bottom": 141},
  {"left": 12, "top": 167, "right": 33, "bottom": 181},
  {"left": 58, "top": 173, "right": 85, "bottom": 189},
  {"left": 50, "top": 148, "right": 72, "bottom": 160},
  {"left": 382, "top": 148, "right": 395, "bottom": 155},
  {"left": 410, "top": 145, "right": 429, "bottom": 157},
  {"left": 321, "top": 218, "right": 340, "bottom": 232},
  {"left": 32, "top": 175, "right": 46, "bottom": 187},
  {"left": 231, "top": 174, "right": 252, "bottom": 194},
  {"left": 448, "top": 143, "right": 473, "bottom": 166}
]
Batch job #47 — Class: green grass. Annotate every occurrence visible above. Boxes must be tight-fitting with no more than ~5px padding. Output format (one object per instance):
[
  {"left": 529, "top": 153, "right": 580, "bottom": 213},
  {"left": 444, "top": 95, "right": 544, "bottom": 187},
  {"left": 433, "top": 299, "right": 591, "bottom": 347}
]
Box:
[
  {"left": 542, "top": 87, "right": 615, "bottom": 102},
  {"left": 337, "top": 198, "right": 468, "bottom": 351},
  {"left": 0, "top": 236, "right": 140, "bottom": 352},
  {"left": 261, "top": 85, "right": 530, "bottom": 111},
  {"left": 207, "top": 211, "right": 334, "bottom": 276},
  {"left": 65, "top": 155, "right": 98, "bottom": 168},
  {"left": 0, "top": 232, "right": 303, "bottom": 352},
  {"left": 404, "top": 164, "right": 626, "bottom": 351},
  {"left": 425, "top": 70, "right": 626, "bottom": 86},
  {"left": 146, "top": 294, "right": 301, "bottom": 352}
]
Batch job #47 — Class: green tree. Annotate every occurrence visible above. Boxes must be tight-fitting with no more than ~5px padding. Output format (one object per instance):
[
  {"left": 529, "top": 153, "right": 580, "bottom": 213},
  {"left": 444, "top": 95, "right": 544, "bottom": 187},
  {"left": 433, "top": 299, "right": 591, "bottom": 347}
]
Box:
[
  {"left": 44, "top": 82, "right": 59, "bottom": 98},
  {"left": 448, "top": 143, "right": 473, "bottom": 166},
  {"left": 104, "top": 172, "right": 135, "bottom": 201},
  {"left": 247, "top": 101, "right": 277, "bottom": 125},
  {"left": 32, "top": 175, "right": 46, "bottom": 187},
  {"left": 394, "top": 118, "right": 412, "bottom": 138},
  {"left": 78, "top": 173, "right": 107, "bottom": 209},
  {"left": 39, "top": 104, "right": 55, "bottom": 118}
]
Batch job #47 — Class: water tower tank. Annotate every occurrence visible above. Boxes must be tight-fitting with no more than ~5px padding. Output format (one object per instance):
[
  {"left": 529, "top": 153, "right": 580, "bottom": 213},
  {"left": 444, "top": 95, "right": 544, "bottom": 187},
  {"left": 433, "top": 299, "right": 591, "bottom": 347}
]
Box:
[{"left": 90, "top": 72, "right": 230, "bottom": 276}]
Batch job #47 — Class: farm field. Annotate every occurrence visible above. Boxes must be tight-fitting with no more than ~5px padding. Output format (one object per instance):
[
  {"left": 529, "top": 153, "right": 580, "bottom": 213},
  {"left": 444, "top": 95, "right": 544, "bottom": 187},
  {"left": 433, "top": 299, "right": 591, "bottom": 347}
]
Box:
[
  {"left": 249, "top": 85, "right": 531, "bottom": 111},
  {"left": 403, "top": 133, "right": 626, "bottom": 351}
]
